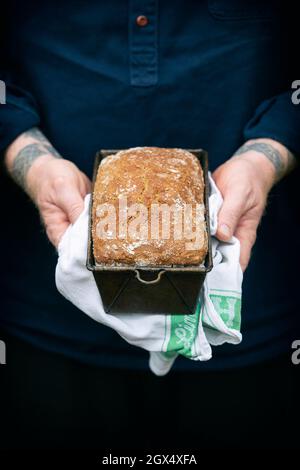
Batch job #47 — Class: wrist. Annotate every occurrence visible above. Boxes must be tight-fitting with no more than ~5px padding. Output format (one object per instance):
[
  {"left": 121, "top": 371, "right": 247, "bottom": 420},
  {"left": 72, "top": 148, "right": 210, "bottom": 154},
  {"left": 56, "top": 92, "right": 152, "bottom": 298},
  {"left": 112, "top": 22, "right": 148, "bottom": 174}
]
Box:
[
  {"left": 26, "top": 154, "right": 58, "bottom": 198},
  {"left": 233, "top": 137, "right": 296, "bottom": 189},
  {"left": 5, "top": 127, "right": 62, "bottom": 197},
  {"left": 237, "top": 146, "right": 276, "bottom": 193}
]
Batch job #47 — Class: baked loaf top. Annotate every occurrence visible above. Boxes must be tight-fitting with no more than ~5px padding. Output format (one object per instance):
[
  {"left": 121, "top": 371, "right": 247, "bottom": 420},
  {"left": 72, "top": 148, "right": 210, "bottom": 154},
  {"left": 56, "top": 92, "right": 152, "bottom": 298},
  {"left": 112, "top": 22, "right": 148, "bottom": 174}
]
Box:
[{"left": 92, "top": 147, "right": 207, "bottom": 266}]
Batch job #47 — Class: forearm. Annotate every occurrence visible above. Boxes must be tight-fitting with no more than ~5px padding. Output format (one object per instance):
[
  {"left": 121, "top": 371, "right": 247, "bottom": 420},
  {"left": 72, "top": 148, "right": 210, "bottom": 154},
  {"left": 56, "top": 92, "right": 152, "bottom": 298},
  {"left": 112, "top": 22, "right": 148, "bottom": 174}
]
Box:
[
  {"left": 233, "top": 138, "right": 297, "bottom": 188},
  {"left": 5, "top": 127, "right": 62, "bottom": 197}
]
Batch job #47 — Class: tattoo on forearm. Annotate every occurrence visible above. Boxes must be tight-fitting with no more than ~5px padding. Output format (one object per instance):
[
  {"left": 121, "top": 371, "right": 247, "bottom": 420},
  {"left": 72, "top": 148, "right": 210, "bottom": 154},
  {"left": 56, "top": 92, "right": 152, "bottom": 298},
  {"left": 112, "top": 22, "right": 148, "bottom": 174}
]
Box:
[
  {"left": 286, "top": 149, "right": 296, "bottom": 173},
  {"left": 26, "top": 127, "right": 47, "bottom": 141},
  {"left": 233, "top": 142, "right": 296, "bottom": 181},
  {"left": 11, "top": 128, "right": 61, "bottom": 190}
]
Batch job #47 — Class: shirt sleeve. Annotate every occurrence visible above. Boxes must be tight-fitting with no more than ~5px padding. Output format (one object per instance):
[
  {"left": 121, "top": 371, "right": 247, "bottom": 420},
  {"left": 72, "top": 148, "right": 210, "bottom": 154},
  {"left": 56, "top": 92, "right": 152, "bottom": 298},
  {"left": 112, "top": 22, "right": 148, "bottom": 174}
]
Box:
[
  {"left": 243, "top": 91, "right": 300, "bottom": 158},
  {"left": 0, "top": 8, "right": 40, "bottom": 156},
  {"left": 0, "top": 81, "right": 41, "bottom": 154}
]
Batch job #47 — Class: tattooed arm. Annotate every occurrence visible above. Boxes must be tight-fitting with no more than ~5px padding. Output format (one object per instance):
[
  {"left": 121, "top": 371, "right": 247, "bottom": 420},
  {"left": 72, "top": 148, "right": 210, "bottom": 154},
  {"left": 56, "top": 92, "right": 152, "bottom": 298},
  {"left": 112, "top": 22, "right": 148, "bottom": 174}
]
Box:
[
  {"left": 232, "top": 138, "right": 297, "bottom": 183},
  {"left": 5, "top": 127, "right": 61, "bottom": 193},
  {"left": 5, "top": 128, "right": 91, "bottom": 246},
  {"left": 213, "top": 138, "right": 297, "bottom": 271}
]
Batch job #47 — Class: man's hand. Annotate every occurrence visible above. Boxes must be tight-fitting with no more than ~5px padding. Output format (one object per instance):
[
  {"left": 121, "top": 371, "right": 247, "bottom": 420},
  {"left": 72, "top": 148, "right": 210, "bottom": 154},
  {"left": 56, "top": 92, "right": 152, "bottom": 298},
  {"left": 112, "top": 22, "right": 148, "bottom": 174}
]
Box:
[
  {"left": 5, "top": 128, "right": 91, "bottom": 247},
  {"left": 213, "top": 138, "right": 296, "bottom": 271},
  {"left": 27, "top": 158, "right": 91, "bottom": 247}
]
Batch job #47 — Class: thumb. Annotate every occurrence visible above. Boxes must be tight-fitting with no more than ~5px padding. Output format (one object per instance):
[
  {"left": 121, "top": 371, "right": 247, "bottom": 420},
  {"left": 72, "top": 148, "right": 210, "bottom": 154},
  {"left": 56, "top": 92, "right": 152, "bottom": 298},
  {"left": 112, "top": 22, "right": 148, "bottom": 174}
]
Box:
[
  {"left": 217, "top": 189, "right": 246, "bottom": 241},
  {"left": 55, "top": 178, "right": 85, "bottom": 224}
]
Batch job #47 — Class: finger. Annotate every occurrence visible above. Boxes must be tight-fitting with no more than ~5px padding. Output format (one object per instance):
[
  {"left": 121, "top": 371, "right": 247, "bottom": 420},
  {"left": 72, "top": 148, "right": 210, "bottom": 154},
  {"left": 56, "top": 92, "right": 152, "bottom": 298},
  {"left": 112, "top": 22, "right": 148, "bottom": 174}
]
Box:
[
  {"left": 42, "top": 207, "right": 70, "bottom": 247},
  {"left": 235, "top": 223, "right": 257, "bottom": 271},
  {"left": 78, "top": 172, "right": 92, "bottom": 196},
  {"left": 83, "top": 173, "right": 92, "bottom": 193},
  {"left": 54, "top": 178, "right": 85, "bottom": 224},
  {"left": 216, "top": 188, "right": 247, "bottom": 241},
  {"left": 47, "top": 221, "right": 69, "bottom": 248}
]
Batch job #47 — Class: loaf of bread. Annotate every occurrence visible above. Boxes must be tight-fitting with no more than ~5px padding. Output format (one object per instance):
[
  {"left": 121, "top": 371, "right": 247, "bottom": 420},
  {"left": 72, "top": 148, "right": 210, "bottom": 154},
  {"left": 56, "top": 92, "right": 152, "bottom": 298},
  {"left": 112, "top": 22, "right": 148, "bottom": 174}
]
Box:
[{"left": 92, "top": 147, "right": 207, "bottom": 266}]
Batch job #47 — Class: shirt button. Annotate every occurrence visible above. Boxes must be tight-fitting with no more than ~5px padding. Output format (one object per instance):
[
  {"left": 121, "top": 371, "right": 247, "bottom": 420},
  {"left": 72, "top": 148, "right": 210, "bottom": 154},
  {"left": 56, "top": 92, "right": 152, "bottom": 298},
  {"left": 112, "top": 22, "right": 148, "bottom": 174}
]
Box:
[{"left": 136, "top": 15, "right": 149, "bottom": 27}]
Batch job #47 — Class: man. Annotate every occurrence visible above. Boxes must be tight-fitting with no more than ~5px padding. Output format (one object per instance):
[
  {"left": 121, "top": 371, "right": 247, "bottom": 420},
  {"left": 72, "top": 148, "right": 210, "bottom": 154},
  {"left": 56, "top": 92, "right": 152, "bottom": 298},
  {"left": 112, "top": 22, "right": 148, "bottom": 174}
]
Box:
[{"left": 0, "top": 1, "right": 299, "bottom": 449}]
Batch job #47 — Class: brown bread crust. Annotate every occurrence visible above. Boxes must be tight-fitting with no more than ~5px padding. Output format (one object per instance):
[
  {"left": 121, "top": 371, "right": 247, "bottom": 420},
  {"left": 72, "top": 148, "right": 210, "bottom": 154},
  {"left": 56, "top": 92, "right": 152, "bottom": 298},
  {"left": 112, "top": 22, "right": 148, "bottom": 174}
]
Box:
[{"left": 92, "top": 147, "right": 207, "bottom": 266}]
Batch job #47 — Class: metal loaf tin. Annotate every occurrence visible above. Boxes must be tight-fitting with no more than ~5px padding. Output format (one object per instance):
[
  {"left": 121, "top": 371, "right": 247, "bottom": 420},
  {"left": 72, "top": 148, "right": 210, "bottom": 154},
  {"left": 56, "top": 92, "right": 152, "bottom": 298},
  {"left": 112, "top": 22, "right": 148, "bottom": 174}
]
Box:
[{"left": 86, "top": 149, "right": 212, "bottom": 315}]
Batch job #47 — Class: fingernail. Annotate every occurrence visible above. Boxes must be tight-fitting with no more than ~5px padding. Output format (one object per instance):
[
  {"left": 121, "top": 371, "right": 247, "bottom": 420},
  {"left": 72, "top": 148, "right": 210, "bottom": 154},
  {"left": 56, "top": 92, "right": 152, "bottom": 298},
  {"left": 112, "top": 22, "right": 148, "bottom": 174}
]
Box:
[{"left": 219, "top": 224, "right": 231, "bottom": 238}]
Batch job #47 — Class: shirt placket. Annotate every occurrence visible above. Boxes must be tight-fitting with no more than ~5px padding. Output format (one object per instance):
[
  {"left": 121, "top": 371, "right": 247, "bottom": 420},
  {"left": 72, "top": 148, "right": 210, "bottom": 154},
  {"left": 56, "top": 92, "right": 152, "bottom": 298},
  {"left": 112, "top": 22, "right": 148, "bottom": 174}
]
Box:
[{"left": 129, "top": 0, "right": 158, "bottom": 87}]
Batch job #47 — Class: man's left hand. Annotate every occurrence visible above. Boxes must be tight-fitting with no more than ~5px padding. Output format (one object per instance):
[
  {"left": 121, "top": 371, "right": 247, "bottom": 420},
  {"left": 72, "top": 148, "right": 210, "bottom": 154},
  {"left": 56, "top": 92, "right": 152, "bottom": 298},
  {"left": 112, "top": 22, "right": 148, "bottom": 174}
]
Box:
[{"left": 213, "top": 138, "right": 296, "bottom": 271}]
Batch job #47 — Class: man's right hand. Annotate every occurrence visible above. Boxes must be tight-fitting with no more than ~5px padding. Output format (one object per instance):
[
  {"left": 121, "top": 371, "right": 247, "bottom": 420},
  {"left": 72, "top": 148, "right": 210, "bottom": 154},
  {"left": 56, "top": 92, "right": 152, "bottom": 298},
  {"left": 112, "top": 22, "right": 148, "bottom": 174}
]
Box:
[
  {"left": 5, "top": 128, "right": 91, "bottom": 247},
  {"left": 27, "top": 157, "right": 91, "bottom": 247}
]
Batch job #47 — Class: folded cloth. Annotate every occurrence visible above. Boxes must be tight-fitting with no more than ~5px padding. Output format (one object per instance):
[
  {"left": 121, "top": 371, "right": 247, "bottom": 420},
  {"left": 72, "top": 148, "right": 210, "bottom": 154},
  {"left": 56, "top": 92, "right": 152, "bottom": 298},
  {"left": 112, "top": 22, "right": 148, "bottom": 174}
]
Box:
[{"left": 56, "top": 175, "right": 243, "bottom": 376}]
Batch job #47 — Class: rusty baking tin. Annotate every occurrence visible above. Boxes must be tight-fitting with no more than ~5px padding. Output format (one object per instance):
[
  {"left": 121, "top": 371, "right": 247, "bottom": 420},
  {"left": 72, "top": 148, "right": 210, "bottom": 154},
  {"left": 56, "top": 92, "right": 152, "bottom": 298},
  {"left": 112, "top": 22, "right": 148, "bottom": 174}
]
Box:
[{"left": 87, "top": 149, "right": 212, "bottom": 315}]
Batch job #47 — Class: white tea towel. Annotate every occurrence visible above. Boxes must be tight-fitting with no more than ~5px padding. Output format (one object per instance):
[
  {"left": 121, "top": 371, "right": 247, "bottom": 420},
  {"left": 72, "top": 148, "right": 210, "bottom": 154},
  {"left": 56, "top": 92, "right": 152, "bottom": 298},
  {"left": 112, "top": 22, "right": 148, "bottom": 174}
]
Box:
[{"left": 56, "top": 175, "right": 243, "bottom": 375}]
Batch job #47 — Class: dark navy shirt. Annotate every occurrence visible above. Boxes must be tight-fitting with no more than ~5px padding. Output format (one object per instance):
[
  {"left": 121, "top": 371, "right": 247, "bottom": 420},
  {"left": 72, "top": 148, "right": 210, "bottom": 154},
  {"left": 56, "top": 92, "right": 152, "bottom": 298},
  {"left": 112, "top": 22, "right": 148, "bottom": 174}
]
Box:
[{"left": 1, "top": 0, "right": 300, "bottom": 370}]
